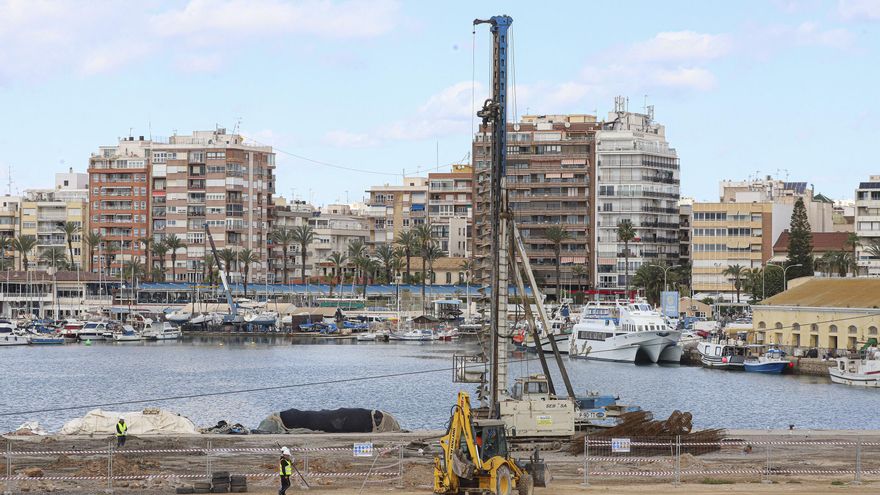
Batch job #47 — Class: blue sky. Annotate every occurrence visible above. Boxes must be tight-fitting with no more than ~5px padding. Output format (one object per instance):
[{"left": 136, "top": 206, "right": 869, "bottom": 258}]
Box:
[{"left": 1, "top": 0, "right": 878, "bottom": 204}]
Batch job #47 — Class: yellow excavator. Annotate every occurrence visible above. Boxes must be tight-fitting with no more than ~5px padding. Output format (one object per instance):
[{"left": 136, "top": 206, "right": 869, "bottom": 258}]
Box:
[{"left": 434, "top": 391, "right": 542, "bottom": 495}]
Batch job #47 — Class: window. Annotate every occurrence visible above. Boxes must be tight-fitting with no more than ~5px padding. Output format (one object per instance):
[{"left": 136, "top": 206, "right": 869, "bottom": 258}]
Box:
[
  {"left": 811, "top": 323, "right": 819, "bottom": 333},
  {"left": 848, "top": 325, "right": 858, "bottom": 334},
  {"left": 829, "top": 325, "right": 838, "bottom": 333},
  {"left": 870, "top": 326, "right": 878, "bottom": 335}
]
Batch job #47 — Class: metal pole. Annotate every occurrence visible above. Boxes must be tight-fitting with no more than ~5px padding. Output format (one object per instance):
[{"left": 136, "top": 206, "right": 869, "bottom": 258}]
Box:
[
  {"left": 303, "top": 451, "right": 309, "bottom": 477},
  {"left": 762, "top": 443, "right": 771, "bottom": 484},
  {"left": 581, "top": 435, "right": 590, "bottom": 487},
  {"left": 108, "top": 440, "right": 113, "bottom": 492},
  {"left": 396, "top": 445, "right": 404, "bottom": 488},
  {"left": 854, "top": 438, "right": 862, "bottom": 485},
  {"left": 5, "top": 438, "right": 11, "bottom": 495},
  {"left": 206, "top": 439, "right": 211, "bottom": 479},
  {"left": 674, "top": 435, "right": 681, "bottom": 485}
]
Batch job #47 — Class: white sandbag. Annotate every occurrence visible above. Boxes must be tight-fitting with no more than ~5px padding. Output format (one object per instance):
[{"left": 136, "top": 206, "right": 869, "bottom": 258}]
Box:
[{"left": 60, "top": 408, "right": 199, "bottom": 435}]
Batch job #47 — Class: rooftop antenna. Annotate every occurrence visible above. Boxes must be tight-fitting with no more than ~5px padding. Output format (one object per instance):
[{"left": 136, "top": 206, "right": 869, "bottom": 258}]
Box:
[
  {"left": 232, "top": 117, "right": 242, "bottom": 135},
  {"left": 128, "top": 127, "right": 133, "bottom": 139},
  {"left": 643, "top": 94, "right": 648, "bottom": 113},
  {"left": 7, "top": 165, "right": 12, "bottom": 196}
]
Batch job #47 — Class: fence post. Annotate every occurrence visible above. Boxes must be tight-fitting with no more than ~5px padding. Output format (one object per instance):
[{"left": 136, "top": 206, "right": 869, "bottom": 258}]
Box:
[
  {"left": 581, "top": 435, "right": 589, "bottom": 487},
  {"left": 854, "top": 438, "right": 862, "bottom": 485},
  {"left": 396, "top": 444, "right": 404, "bottom": 489},
  {"left": 4, "top": 438, "right": 11, "bottom": 495},
  {"left": 761, "top": 443, "right": 772, "bottom": 484},
  {"left": 674, "top": 435, "right": 681, "bottom": 485},
  {"left": 108, "top": 440, "right": 114, "bottom": 493},
  {"left": 206, "top": 440, "right": 211, "bottom": 479}
]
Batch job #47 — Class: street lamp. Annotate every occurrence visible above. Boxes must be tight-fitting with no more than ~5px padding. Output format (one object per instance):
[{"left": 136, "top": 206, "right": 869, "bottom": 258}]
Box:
[
  {"left": 783, "top": 263, "right": 803, "bottom": 291},
  {"left": 763, "top": 262, "right": 803, "bottom": 299},
  {"left": 649, "top": 264, "right": 681, "bottom": 292}
]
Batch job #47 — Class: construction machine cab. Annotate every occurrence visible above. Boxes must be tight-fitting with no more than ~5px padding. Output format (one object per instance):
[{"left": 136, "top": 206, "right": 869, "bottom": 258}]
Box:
[
  {"left": 473, "top": 419, "right": 509, "bottom": 461},
  {"left": 510, "top": 374, "right": 551, "bottom": 401}
]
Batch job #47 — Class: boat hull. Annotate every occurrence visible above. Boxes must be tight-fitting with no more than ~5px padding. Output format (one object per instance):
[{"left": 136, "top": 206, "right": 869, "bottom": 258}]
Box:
[
  {"left": 744, "top": 361, "right": 789, "bottom": 374},
  {"left": 0, "top": 334, "right": 30, "bottom": 346},
  {"left": 829, "top": 368, "right": 880, "bottom": 387},
  {"left": 30, "top": 337, "right": 64, "bottom": 345},
  {"left": 524, "top": 334, "right": 570, "bottom": 354},
  {"left": 570, "top": 330, "right": 680, "bottom": 363}
]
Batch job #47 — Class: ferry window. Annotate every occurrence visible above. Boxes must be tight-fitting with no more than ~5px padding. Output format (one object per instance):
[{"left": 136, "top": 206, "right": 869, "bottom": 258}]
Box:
[
  {"left": 715, "top": 347, "right": 721, "bottom": 356},
  {"left": 638, "top": 325, "right": 644, "bottom": 331},
  {"left": 526, "top": 382, "right": 548, "bottom": 394}
]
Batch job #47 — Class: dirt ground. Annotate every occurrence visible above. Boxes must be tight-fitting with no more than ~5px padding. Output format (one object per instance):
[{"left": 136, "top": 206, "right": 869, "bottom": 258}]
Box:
[{"left": 4, "top": 430, "right": 880, "bottom": 494}]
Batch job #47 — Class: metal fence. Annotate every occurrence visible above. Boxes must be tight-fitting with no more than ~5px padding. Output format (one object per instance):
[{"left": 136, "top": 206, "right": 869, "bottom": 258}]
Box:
[
  {"left": 579, "top": 434, "right": 880, "bottom": 485},
  {"left": 1, "top": 437, "right": 404, "bottom": 493}
]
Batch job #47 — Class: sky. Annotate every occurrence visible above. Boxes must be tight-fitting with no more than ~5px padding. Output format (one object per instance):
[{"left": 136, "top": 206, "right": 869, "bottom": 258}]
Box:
[{"left": 1, "top": 0, "right": 879, "bottom": 205}]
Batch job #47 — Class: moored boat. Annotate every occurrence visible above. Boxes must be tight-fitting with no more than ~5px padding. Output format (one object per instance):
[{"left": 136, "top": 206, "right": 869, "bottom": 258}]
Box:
[
  {"left": 143, "top": 320, "right": 182, "bottom": 341},
  {"left": 696, "top": 340, "right": 747, "bottom": 369},
  {"left": 830, "top": 347, "right": 880, "bottom": 387},
  {"left": 568, "top": 300, "right": 681, "bottom": 363},
  {"left": 389, "top": 329, "right": 437, "bottom": 341},
  {"left": 113, "top": 326, "right": 142, "bottom": 342},
  {"left": 744, "top": 347, "right": 791, "bottom": 374},
  {"left": 78, "top": 321, "right": 111, "bottom": 341},
  {"left": 0, "top": 319, "right": 29, "bottom": 346}
]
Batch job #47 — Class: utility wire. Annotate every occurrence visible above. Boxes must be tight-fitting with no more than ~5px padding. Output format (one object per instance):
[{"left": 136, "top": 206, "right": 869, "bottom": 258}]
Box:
[{"left": 0, "top": 355, "right": 544, "bottom": 419}]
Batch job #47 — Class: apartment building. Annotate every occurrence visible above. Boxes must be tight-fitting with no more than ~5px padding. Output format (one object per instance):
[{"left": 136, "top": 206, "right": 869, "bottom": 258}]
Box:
[
  {"left": 90, "top": 129, "right": 275, "bottom": 282},
  {"left": 0, "top": 195, "right": 20, "bottom": 244},
  {"left": 308, "top": 204, "right": 370, "bottom": 280},
  {"left": 20, "top": 170, "right": 90, "bottom": 270},
  {"left": 88, "top": 138, "right": 151, "bottom": 275},
  {"left": 678, "top": 198, "right": 692, "bottom": 270},
  {"left": 595, "top": 101, "right": 680, "bottom": 292},
  {"left": 268, "top": 197, "right": 315, "bottom": 283},
  {"left": 365, "top": 177, "right": 428, "bottom": 245},
  {"left": 719, "top": 177, "right": 833, "bottom": 232},
  {"left": 690, "top": 202, "right": 773, "bottom": 296},
  {"left": 473, "top": 114, "right": 598, "bottom": 294},
  {"left": 151, "top": 129, "right": 275, "bottom": 282},
  {"left": 855, "top": 177, "right": 880, "bottom": 275},
  {"left": 427, "top": 164, "right": 473, "bottom": 257}
]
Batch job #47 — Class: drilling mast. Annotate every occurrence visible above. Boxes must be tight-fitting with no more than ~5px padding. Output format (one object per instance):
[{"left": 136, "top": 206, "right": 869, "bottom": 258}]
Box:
[{"left": 474, "top": 15, "right": 512, "bottom": 417}]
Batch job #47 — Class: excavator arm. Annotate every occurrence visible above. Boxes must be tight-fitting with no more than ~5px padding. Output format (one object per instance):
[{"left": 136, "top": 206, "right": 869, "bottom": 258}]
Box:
[{"left": 434, "top": 392, "right": 483, "bottom": 493}]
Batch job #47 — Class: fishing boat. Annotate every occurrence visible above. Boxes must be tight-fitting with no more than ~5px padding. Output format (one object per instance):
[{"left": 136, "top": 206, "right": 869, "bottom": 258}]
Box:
[
  {"left": 744, "top": 347, "right": 791, "bottom": 374},
  {"left": 568, "top": 300, "right": 682, "bottom": 363},
  {"left": 142, "top": 320, "right": 182, "bottom": 341},
  {"left": 112, "top": 326, "right": 142, "bottom": 342},
  {"left": 437, "top": 327, "right": 460, "bottom": 341},
  {"left": 26, "top": 325, "right": 64, "bottom": 345},
  {"left": 60, "top": 319, "right": 84, "bottom": 341},
  {"left": 696, "top": 340, "right": 748, "bottom": 369},
  {"left": 356, "top": 330, "right": 390, "bottom": 342},
  {"left": 0, "top": 319, "right": 29, "bottom": 346},
  {"left": 78, "top": 321, "right": 111, "bottom": 341},
  {"left": 829, "top": 346, "right": 880, "bottom": 387}
]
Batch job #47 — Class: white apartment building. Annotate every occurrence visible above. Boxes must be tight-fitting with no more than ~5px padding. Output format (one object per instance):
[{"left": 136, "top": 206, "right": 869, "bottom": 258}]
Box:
[
  {"left": 855, "top": 177, "right": 880, "bottom": 275},
  {"left": 595, "top": 100, "right": 680, "bottom": 292}
]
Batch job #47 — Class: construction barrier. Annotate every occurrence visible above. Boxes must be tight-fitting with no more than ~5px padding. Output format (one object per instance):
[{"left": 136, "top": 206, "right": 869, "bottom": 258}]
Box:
[{"left": 1, "top": 438, "right": 404, "bottom": 493}]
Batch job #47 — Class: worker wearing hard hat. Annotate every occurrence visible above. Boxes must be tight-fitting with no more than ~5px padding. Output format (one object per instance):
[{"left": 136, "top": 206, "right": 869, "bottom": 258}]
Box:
[
  {"left": 115, "top": 418, "right": 128, "bottom": 448},
  {"left": 279, "top": 446, "right": 293, "bottom": 494}
]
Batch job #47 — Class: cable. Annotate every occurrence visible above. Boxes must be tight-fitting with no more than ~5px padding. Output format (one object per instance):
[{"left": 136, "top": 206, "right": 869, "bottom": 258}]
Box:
[{"left": 0, "top": 355, "right": 545, "bottom": 419}]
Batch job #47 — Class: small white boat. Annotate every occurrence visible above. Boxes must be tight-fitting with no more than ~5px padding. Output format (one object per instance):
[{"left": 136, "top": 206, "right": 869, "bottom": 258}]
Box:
[
  {"left": 113, "top": 326, "right": 142, "bottom": 342},
  {"left": 437, "top": 327, "right": 460, "bottom": 341},
  {"left": 165, "top": 310, "right": 192, "bottom": 325},
  {"left": 78, "top": 321, "right": 110, "bottom": 341},
  {"left": 245, "top": 311, "right": 279, "bottom": 326},
  {"left": 61, "top": 319, "right": 84, "bottom": 341},
  {"left": 143, "top": 320, "right": 182, "bottom": 340},
  {"left": 189, "top": 313, "right": 223, "bottom": 325},
  {"left": 830, "top": 347, "right": 880, "bottom": 387},
  {"left": 0, "top": 319, "right": 29, "bottom": 346},
  {"left": 356, "top": 331, "right": 390, "bottom": 342},
  {"left": 390, "top": 329, "right": 437, "bottom": 341}
]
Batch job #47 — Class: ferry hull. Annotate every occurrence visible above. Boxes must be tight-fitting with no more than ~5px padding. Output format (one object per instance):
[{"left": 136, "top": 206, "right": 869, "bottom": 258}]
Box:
[{"left": 829, "top": 368, "right": 880, "bottom": 387}]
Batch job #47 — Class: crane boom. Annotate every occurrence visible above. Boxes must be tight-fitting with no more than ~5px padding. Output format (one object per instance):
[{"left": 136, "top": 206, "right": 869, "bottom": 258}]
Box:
[{"left": 205, "top": 224, "right": 237, "bottom": 315}]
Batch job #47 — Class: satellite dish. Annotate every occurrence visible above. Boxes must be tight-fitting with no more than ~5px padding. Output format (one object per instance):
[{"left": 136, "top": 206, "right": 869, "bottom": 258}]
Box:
[
  {"left": 513, "top": 124, "right": 520, "bottom": 131},
  {"left": 565, "top": 122, "right": 571, "bottom": 128}
]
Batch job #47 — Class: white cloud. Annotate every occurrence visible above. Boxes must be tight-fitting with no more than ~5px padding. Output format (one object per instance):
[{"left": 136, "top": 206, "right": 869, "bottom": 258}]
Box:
[
  {"left": 152, "top": 0, "right": 399, "bottom": 42},
  {"left": 625, "top": 31, "right": 731, "bottom": 63},
  {"left": 792, "top": 21, "right": 854, "bottom": 47},
  {"left": 323, "top": 130, "right": 379, "bottom": 148},
  {"left": 839, "top": 0, "right": 880, "bottom": 20},
  {"left": 0, "top": 0, "right": 400, "bottom": 83},
  {"left": 654, "top": 67, "right": 717, "bottom": 91}
]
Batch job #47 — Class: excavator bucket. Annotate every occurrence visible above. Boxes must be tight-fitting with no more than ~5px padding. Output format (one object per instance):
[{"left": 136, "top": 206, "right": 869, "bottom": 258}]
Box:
[
  {"left": 451, "top": 451, "right": 475, "bottom": 480},
  {"left": 524, "top": 449, "right": 549, "bottom": 487}
]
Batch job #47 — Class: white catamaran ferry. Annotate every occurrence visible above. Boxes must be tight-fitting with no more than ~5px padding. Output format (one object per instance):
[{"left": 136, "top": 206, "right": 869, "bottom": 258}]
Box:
[{"left": 568, "top": 300, "right": 682, "bottom": 363}]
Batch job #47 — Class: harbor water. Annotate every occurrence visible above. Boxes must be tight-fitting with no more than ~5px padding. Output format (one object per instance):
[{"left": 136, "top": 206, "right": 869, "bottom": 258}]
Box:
[{"left": 2, "top": 336, "right": 879, "bottom": 433}]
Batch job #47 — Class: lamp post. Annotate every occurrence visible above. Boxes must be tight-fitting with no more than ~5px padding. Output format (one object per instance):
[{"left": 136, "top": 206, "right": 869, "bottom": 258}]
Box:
[
  {"left": 649, "top": 264, "right": 681, "bottom": 292},
  {"left": 783, "top": 263, "right": 803, "bottom": 292}
]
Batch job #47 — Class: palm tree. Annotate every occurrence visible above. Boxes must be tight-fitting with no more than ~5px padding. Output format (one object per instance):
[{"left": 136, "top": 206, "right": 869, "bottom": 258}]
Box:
[
  {"left": 460, "top": 258, "right": 474, "bottom": 286},
  {"left": 40, "top": 246, "right": 69, "bottom": 270},
  {"left": 290, "top": 225, "right": 316, "bottom": 282},
  {"left": 617, "top": 219, "right": 636, "bottom": 297},
  {"left": 270, "top": 227, "right": 296, "bottom": 284},
  {"left": 833, "top": 250, "right": 854, "bottom": 277},
  {"left": 355, "top": 256, "right": 377, "bottom": 297},
  {"left": 218, "top": 248, "right": 238, "bottom": 279},
  {"left": 103, "top": 241, "right": 118, "bottom": 276},
  {"left": 864, "top": 239, "right": 880, "bottom": 266},
  {"left": 544, "top": 226, "right": 571, "bottom": 300},
  {"left": 13, "top": 235, "right": 37, "bottom": 272},
  {"left": 413, "top": 224, "right": 433, "bottom": 308},
  {"left": 347, "top": 238, "right": 367, "bottom": 287},
  {"left": 572, "top": 264, "right": 587, "bottom": 293},
  {"left": 818, "top": 251, "right": 837, "bottom": 276},
  {"left": 722, "top": 264, "right": 746, "bottom": 303},
  {"left": 202, "top": 254, "right": 219, "bottom": 286},
  {"left": 152, "top": 241, "right": 168, "bottom": 281},
  {"left": 238, "top": 248, "right": 260, "bottom": 296},
  {"left": 138, "top": 237, "right": 153, "bottom": 281},
  {"left": 375, "top": 244, "right": 396, "bottom": 283},
  {"left": 85, "top": 231, "right": 103, "bottom": 273},
  {"left": 163, "top": 234, "right": 184, "bottom": 282},
  {"left": 845, "top": 233, "right": 861, "bottom": 277},
  {"left": 422, "top": 242, "right": 445, "bottom": 287},
  {"left": 123, "top": 259, "right": 145, "bottom": 281},
  {"left": 58, "top": 221, "right": 80, "bottom": 268},
  {"left": 0, "top": 236, "right": 11, "bottom": 272},
  {"left": 328, "top": 251, "right": 347, "bottom": 296},
  {"left": 395, "top": 229, "right": 417, "bottom": 284}
]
